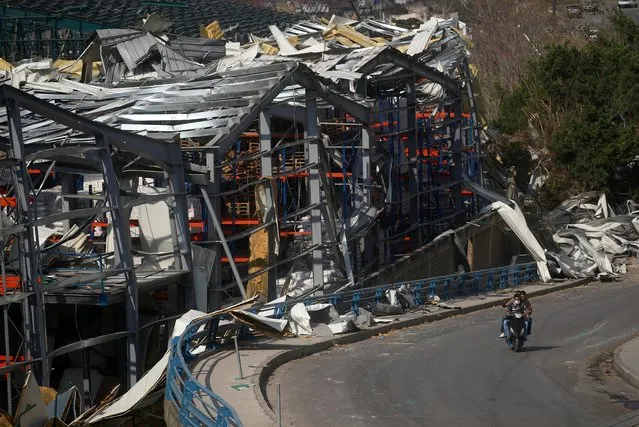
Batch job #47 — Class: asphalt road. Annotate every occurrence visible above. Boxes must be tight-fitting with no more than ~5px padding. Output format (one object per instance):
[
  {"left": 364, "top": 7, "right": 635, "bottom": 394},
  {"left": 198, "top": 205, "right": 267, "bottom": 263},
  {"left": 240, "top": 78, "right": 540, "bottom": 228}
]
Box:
[
  {"left": 269, "top": 280, "right": 639, "bottom": 427},
  {"left": 621, "top": 6, "right": 639, "bottom": 24}
]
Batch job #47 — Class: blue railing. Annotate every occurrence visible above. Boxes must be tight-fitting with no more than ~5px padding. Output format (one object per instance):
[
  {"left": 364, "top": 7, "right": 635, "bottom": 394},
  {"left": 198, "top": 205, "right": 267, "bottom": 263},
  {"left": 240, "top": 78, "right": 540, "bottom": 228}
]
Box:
[
  {"left": 260, "top": 262, "right": 539, "bottom": 318},
  {"left": 166, "top": 261, "right": 539, "bottom": 425},
  {"left": 166, "top": 315, "right": 243, "bottom": 427}
]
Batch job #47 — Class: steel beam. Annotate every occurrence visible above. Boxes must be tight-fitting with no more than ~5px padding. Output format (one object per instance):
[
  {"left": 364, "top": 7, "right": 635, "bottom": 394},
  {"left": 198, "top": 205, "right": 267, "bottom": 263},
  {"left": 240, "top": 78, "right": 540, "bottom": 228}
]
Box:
[
  {"left": 292, "top": 65, "right": 371, "bottom": 124},
  {"left": 305, "top": 90, "right": 324, "bottom": 293},
  {"left": 32, "top": 206, "right": 113, "bottom": 227},
  {"left": 97, "top": 140, "right": 140, "bottom": 388},
  {"left": 205, "top": 64, "right": 296, "bottom": 153},
  {"left": 200, "top": 187, "right": 248, "bottom": 300},
  {"left": 462, "top": 59, "right": 482, "bottom": 187},
  {"left": 205, "top": 173, "right": 223, "bottom": 311},
  {"left": 5, "top": 98, "right": 50, "bottom": 386},
  {"left": 357, "top": 47, "right": 461, "bottom": 94},
  {"left": 0, "top": 85, "right": 179, "bottom": 167}
]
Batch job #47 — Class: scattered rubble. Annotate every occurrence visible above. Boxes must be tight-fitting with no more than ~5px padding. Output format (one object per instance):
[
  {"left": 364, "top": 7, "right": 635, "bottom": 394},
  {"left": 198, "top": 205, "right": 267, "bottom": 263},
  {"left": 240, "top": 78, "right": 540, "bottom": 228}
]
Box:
[{"left": 545, "top": 192, "right": 639, "bottom": 280}]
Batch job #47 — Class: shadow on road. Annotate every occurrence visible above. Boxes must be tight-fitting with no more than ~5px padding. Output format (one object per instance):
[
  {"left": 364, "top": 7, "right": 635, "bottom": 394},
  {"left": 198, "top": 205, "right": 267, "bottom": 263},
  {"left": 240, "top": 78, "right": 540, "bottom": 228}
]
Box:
[{"left": 520, "top": 345, "right": 560, "bottom": 352}]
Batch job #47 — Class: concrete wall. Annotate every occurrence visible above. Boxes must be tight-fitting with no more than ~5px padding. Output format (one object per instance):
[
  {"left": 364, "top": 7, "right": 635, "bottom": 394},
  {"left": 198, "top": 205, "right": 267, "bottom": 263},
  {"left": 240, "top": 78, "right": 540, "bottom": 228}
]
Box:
[{"left": 359, "top": 211, "right": 525, "bottom": 287}]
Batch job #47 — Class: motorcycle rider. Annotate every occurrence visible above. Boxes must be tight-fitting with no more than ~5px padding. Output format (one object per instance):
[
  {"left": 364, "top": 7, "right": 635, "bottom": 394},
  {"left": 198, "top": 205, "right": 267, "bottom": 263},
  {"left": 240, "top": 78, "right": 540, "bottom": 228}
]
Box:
[
  {"left": 498, "top": 292, "right": 527, "bottom": 338},
  {"left": 520, "top": 290, "right": 533, "bottom": 336}
]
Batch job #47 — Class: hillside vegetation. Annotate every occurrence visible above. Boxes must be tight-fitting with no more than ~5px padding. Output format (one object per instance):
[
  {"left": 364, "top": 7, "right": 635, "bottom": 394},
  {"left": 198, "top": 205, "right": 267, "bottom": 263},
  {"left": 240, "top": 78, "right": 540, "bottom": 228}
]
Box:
[{"left": 493, "top": 14, "right": 639, "bottom": 207}]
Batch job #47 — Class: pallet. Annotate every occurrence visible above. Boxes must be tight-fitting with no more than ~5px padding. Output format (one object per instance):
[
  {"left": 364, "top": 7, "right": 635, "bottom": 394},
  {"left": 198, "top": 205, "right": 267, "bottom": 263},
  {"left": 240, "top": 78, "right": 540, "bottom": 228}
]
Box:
[{"left": 226, "top": 201, "right": 251, "bottom": 217}]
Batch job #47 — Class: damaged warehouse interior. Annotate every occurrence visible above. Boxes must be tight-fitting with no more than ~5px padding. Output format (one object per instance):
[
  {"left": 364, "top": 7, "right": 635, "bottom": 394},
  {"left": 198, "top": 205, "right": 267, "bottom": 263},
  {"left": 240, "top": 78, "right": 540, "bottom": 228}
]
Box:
[{"left": 5, "top": 3, "right": 637, "bottom": 425}]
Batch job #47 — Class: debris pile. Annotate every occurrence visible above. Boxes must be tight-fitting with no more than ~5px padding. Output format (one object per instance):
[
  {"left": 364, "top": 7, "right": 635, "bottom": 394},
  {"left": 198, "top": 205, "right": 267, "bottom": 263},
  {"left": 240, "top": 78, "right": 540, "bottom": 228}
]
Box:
[{"left": 545, "top": 192, "right": 639, "bottom": 280}]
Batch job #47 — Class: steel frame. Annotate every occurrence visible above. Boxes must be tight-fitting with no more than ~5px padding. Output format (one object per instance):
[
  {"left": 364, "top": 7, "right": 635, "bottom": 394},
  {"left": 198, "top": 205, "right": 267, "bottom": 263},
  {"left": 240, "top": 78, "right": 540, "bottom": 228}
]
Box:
[{"left": 0, "top": 84, "right": 192, "bottom": 394}]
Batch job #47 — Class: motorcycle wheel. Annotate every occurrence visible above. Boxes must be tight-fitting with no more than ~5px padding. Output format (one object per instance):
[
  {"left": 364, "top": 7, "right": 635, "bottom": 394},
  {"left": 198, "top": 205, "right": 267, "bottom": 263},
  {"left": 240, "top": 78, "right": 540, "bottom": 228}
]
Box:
[{"left": 512, "top": 337, "right": 521, "bottom": 352}]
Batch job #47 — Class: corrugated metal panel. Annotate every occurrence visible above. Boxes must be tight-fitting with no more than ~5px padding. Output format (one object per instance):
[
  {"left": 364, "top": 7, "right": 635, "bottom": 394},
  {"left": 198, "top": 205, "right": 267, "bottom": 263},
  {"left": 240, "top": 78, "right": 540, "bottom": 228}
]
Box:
[
  {"left": 115, "top": 34, "right": 158, "bottom": 72},
  {"left": 155, "top": 44, "right": 202, "bottom": 74},
  {"left": 406, "top": 18, "right": 437, "bottom": 56},
  {"left": 95, "top": 29, "right": 142, "bottom": 44},
  {"left": 171, "top": 37, "right": 226, "bottom": 63}
]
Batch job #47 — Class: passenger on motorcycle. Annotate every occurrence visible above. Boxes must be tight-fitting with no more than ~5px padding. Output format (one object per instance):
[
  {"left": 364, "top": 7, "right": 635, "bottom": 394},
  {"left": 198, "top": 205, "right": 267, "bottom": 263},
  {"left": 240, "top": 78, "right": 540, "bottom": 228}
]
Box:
[
  {"left": 498, "top": 292, "right": 531, "bottom": 338},
  {"left": 520, "top": 290, "right": 533, "bottom": 336}
]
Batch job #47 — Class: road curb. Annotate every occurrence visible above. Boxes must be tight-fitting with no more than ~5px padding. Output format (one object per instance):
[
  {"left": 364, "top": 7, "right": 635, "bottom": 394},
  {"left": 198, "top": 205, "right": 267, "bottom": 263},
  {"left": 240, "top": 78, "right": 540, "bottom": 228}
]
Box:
[
  {"left": 252, "top": 278, "right": 592, "bottom": 422},
  {"left": 613, "top": 337, "right": 639, "bottom": 390}
]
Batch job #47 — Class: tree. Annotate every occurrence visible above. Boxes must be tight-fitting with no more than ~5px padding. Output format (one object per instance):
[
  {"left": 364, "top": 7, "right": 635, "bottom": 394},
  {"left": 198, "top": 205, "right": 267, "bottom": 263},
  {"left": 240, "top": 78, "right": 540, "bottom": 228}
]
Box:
[{"left": 495, "top": 13, "right": 639, "bottom": 202}]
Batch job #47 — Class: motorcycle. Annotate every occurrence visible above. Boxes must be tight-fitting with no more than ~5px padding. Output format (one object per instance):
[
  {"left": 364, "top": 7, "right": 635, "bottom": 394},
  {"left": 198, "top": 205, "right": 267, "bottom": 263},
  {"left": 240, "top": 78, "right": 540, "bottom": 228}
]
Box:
[{"left": 504, "top": 311, "right": 528, "bottom": 352}]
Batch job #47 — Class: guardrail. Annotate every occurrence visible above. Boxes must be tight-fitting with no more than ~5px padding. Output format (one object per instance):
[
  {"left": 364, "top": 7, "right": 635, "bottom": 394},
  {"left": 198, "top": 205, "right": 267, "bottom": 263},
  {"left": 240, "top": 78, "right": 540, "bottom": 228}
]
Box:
[
  {"left": 260, "top": 262, "right": 539, "bottom": 318},
  {"left": 165, "top": 261, "right": 539, "bottom": 425},
  {"left": 166, "top": 315, "right": 243, "bottom": 427}
]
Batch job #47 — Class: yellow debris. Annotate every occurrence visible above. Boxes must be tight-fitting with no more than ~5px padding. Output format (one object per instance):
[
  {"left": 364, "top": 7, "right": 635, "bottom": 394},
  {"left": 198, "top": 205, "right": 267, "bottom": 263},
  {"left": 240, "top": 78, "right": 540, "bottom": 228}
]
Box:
[
  {"left": 450, "top": 26, "right": 472, "bottom": 47},
  {"left": 39, "top": 386, "right": 57, "bottom": 406},
  {"left": 334, "top": 36, "right": 355, "bottom": 48},
  {"left": 0, "top": 412, "right": 13, "bottom": 427},
  {"left": 0, "top": 58, "right": 12, "bottom": 71},
  {"left": 326, "top": 25, "right": 381, "bottom": 48},
  {"left": 200, "top": 20, "right": 224, "bottom": 39},
  {"left": 53, "top": 59, "right": 101, "bottom": 79},
  {"left": 371, "top": 37, "right": 389, "bottom": 44},
  {"left": 260, "top": 42, "right": 279, "bottom": 55},
  {"left": 287, "top": 35, "right": 299, "bottom": 47}
]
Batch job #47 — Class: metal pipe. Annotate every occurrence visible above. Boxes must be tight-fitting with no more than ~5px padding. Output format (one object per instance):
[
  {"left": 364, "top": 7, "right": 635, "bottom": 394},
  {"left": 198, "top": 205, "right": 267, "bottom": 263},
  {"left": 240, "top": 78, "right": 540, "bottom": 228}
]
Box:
[
  {"left": 277, "top": 383, "right": 282, "bottom": 427},
  {"left": 318, "top": 122, "right": 363, "bottom": 126},
  {"left": 233, "top": 335, "right": 244, "bottom": 379}
]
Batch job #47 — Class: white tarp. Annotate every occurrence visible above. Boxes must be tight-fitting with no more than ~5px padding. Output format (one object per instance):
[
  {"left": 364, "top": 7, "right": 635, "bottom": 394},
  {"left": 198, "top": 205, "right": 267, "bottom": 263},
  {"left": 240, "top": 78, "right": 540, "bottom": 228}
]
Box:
[{"left": 489, "top": 201, "right": 551, "bottom": 282}]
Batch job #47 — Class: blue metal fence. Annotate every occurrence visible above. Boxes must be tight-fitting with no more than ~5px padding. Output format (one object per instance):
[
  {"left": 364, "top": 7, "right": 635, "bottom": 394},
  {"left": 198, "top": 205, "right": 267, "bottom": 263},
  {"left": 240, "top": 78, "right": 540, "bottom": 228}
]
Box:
[
  {"left": 165, "top": 262, "right": 539, "bottom": 425},
  {"left": 166, "top": 316, "right": 244, "bottom": 427},
  {"left": 260, "top": 262, "right": 539, "bottom": 318}
]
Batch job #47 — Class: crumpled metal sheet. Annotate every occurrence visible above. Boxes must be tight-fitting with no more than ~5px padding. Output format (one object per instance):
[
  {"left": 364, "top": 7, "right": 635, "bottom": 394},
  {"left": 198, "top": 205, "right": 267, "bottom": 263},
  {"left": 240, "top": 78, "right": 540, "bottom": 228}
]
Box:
[{"left": 547, "top": 193, "right": 639, "bottom": 279}]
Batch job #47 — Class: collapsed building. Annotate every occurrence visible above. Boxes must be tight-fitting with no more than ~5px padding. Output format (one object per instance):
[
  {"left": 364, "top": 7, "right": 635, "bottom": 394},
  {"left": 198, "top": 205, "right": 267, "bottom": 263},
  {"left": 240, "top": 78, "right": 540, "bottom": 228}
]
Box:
[{"left": 0, "top": 6, "right": 553, "bottom": 423}]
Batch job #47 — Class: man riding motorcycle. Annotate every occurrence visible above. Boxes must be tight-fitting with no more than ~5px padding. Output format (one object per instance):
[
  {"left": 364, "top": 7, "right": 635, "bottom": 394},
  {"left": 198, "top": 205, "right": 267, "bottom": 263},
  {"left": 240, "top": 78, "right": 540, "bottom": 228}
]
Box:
[{"left": 498, "top": 291, "right": 532, "bottom": 338}]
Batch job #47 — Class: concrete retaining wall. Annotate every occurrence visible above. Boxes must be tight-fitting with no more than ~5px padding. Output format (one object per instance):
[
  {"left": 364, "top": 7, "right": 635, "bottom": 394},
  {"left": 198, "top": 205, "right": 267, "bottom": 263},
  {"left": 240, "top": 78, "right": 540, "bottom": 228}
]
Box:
[{"left": 360, "top": 211, "right": 524, "bottom": 287}]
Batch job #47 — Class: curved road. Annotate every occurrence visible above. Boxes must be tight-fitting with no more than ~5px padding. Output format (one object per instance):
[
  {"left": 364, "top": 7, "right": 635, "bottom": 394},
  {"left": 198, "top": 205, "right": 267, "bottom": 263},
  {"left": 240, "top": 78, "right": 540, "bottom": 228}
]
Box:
[{"left": 269, "top": 280, "right": 639, "bottom": 426}]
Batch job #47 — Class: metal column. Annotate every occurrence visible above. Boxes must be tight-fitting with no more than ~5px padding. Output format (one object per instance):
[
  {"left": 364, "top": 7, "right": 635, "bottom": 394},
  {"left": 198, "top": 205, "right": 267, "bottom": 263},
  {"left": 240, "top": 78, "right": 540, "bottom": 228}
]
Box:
[
  {"left": 60, "top": 174, "right": 78, "bottom": 233},
  {"left": 166, "top": 161, "right": 192, "bottom": 272},
  {"left": 259, "top": 110, "right": 277, "bottom": 301},
  {"left": 361, "top": 126, "right": 375, "bottom": 264},
  {"left": 97, "top": 139, "right": 140, "bottom": 387},
  {"left": 452, "top": 100, "right": 465, "bottom": 226},
  {"left": 166, "top": 158, "right": 193, "bottom": 311},
  {"left": 5, "top": 99, "right": 50, "bottom": 386},
  {"left": 406, "top": 80, "right": 421, "bottom": 248},
  {"left": 305, "top": 90, "right": 323, "bottom": 293}
]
